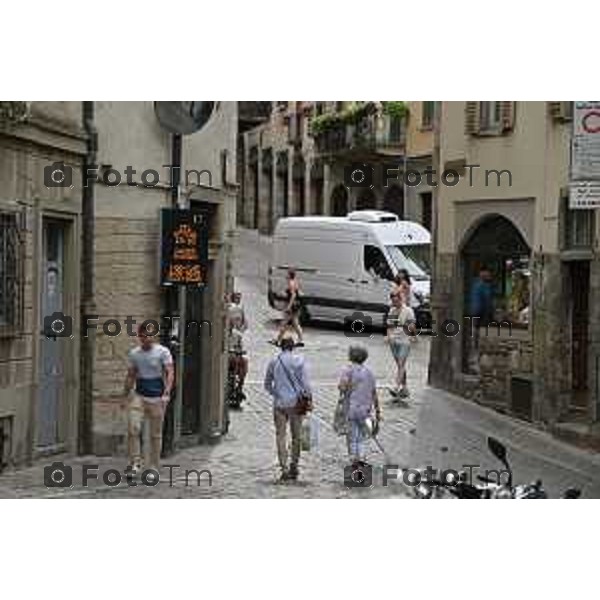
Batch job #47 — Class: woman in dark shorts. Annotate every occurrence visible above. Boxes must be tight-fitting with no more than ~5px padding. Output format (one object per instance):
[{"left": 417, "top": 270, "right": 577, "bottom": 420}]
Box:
[{"left": 275, "top": 269, "right": 304, "bottom": 345}]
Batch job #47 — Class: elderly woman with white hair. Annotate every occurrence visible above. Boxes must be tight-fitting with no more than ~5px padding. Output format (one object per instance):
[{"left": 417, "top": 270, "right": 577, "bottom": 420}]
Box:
[{"left": 338, "top": 345, "right": 381, "bottom": 466}]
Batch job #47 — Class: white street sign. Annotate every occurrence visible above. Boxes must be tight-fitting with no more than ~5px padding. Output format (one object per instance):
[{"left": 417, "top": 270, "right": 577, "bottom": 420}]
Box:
[
  {"left": 570, "top": 101, "right": 600, "bottom": 208},
  {"left": 570, "top": 181, "right": 600, "bottom": 209}
]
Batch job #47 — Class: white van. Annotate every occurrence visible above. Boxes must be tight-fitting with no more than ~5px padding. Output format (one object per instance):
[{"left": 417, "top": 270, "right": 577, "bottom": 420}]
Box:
[{"left": 268, "top": 210, "right": 431, "bottom": 328}]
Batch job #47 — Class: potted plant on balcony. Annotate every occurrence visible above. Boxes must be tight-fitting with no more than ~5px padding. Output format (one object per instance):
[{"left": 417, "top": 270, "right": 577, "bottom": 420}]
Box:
[
  {"left": 309, "top": 112, "right": 346, "bottom": 152},
  {"left": 381, "top": 101, "right": 408, "bottom": 119}
]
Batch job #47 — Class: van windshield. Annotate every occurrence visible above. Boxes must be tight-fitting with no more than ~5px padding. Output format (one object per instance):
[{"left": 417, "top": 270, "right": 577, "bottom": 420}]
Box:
[{"left": 386, "top": 244, "right": 431, "bottom": 278}]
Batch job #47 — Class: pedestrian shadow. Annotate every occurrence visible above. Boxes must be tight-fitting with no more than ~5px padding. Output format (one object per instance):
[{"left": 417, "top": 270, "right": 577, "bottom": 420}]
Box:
[{"left": 256, "top": 476, "right": 314, "bottom": 488}]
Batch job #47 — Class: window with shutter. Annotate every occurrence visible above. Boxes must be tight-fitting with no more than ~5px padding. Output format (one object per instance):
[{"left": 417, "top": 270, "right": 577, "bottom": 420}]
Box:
[
  {"left": 479, "top": 101, "right": 502, "bottom": 132},
  {"left": 421, "top": 101, "right": 435, "bottom": 129},
  {"left": 465, "top": 101, "right": 480, "bottom": 135},
  {"left": 500, "top": 101, "right": 515, "bottom": 132},
  {"left": 549, "top": 101, "right": 573, "bottom": 122},
  {"left": 563, "top": 195, "right": 595, "bottom": 249}
]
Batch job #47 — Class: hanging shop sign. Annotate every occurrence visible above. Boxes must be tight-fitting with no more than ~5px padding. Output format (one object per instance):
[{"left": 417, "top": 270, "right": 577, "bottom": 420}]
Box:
[{"left": 160, "top": 209, "right": 208, "bottom": 286}]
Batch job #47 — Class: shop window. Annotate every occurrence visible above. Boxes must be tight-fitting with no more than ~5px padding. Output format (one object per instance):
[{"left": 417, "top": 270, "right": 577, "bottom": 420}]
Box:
[
  {"left": 462, "top": 215, "right": 531, "bottom": 330},
  {"left": 502, "top": 257, "right": 531, "bottom": 327}
]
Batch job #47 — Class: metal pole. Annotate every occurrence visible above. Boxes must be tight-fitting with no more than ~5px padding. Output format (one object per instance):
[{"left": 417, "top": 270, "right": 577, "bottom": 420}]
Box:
[
  {"left": 80, "top": 101, "right": 97, "bottom": 455},
  {"left": 174, "top": 211, "right": 187, "bottom": 447},
  {"left": 171, "top": 133, "right": 186, "bottom": 448},
  {"left": 428, "top": 101, "right": 441, "bottom": 386}
]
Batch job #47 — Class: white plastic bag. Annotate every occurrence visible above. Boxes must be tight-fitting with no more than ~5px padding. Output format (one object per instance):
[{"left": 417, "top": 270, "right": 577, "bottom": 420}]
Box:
[{"left": 301, "top": 414, "right": 319, "bottom": 452}]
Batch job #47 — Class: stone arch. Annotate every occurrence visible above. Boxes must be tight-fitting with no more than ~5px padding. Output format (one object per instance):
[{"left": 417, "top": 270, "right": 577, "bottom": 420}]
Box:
[
  {"left": 382, "top": 184, "right": 404, "bottom": 217},
  {"left": 330, "top": 184, "right": 349, "bottom": 216},
  {"left": 460, "top": 213, "right": 530, "bottom": 259},
  {"left": 461, "top": 214, "right": 532, "bottom": 370}
]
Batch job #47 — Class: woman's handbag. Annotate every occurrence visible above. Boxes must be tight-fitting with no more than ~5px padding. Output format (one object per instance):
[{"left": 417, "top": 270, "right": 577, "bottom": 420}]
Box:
[
  {"left": 332, "top": 396, "right": 348, "bottom": 436},
  {"left": 333, "top": 369, "right": 352, "bottom": 436},
  {"left": 295, "top": 393, "right": 313, "bottom": 416}
]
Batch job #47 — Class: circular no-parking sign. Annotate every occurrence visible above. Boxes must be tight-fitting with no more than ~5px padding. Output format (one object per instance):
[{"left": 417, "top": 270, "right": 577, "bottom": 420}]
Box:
[{"left": 582, "top": 110, "right": 600, "bottom": 134}]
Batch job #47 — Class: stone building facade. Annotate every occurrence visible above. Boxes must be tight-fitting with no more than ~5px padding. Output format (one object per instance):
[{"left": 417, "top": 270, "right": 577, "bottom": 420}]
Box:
[
  {"left": 238, "top": 101, "right": 435, "bottom": 233},
  {"left": 429, "top": 101, "right": 600, "bottom": 443},
  {"left": 0, "top": 101, "right": 238, "bottom": 468},
  {"left": 92, "top": 101, "right": 238, "bottom": 451},
  {"left": 1, "top": 102, "right": 86, "bottom": 467}
]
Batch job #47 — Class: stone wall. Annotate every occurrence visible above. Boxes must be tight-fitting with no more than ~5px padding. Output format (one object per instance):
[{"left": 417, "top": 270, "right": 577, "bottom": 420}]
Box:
[
  {"left": 529, "top": 253, "right": 569, "bottom": 423},
  {"left": 430, "top": 250, "right": 571, "bottom": 429},
  {"left": 0, "top": 103, "right": 85, "bottom": 466},
  {"left": 428, "top": 252, "right": 462, "bottom": 391}
]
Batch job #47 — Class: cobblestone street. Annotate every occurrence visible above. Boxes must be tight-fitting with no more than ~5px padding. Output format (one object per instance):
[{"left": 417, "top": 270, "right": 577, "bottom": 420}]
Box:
[{"left": 3, "top": 228, "right": 600, "bottom": 498}]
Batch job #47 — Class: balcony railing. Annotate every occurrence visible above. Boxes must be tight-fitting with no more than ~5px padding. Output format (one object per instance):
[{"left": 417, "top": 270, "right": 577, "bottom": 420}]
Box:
[{"left": 312, "top": 112, "right": 405, "bottom": 156}]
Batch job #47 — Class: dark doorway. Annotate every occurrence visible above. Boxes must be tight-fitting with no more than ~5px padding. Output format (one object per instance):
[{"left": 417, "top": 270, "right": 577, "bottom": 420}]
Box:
[
  {"left": 420, "top": 191, "right": 433, "bottom": 231},
  {"left": 310, "top": 160, "right": 324, "bottom": 215},
  {"left": 39, "top": 218, "right": 70, "bottom": 450},
  {"left": 252, "top": 164, "right": 259, "bottom": 229},
  {"left": 382, "top": 185, "right": 404, "bottom": 217},
  {"left": 276, "top": 152, "right": 289, "bottom": 219},
  {"left": 569, "top": 260, "right": 590, "bottom": 411},
  {"left": 356, "top": 188, "right": 376, "bottom": 210},
  {"left": 249, "top": 146, "right": 259, "bottom": 229},
  {"left": 162, "top": 204, "right": 215, "bottom": 454},
  {"left": 331, "top": 185, "right": 348, "bottom": 216},
  {"left": 262, "top": 149, "right": 273, "bottom": 233},
  {"left": 292, "top": 154, "right": 305, "bottom": 216}
]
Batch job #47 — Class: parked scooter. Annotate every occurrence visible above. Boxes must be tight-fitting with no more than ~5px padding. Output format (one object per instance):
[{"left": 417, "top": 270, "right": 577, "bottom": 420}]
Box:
[
  {"left": 475, "top": 437, "right": 582, "bottom": 499},
  {"left": 226, "top": 349, "right": 247, "bottom": 410},
  {"left": 412, "top": 436, "right": 582, "bottom": 499}
]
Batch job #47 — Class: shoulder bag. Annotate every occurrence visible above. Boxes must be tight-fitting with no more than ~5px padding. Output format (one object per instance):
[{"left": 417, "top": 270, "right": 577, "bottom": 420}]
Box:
[{"left": 277, "top": 356, "right": 313, "bottom": 415}]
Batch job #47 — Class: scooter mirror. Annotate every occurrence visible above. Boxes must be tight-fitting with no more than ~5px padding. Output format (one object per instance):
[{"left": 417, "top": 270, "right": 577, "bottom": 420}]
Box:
[{"left": 488, "top": 437, "right": 507, "bottom": 462}]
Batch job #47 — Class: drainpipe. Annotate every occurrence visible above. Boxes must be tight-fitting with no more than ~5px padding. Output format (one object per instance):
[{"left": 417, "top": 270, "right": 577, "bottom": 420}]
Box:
[
  {"left": 79, "top": 101, "right": 97, "bottom": 455},
  {"left": 428, "top": 101, "right": 441, "bottom": 385},
  {"left": 171, "top": 133, "right": 185, "bottom": 448}
]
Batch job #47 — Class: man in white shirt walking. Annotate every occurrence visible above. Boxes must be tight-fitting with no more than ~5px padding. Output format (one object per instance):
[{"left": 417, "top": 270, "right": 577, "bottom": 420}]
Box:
[{"left": 124, "top": 325, "right": 174, "bottom": 471}]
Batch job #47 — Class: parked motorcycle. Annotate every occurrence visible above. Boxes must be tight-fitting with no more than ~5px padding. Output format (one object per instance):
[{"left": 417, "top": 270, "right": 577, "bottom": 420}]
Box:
[
  {"left": 475, "top": 437, "right": 582, "bottom": 499},
  {"left": 412, "top": 436, "right": 582, "bottom": 499},
  {"left": 226, "top": 349, "right": 246, "bottom": 409},
  {"left": 412, "top": 470, "right": 487, "bottom": 499}
]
